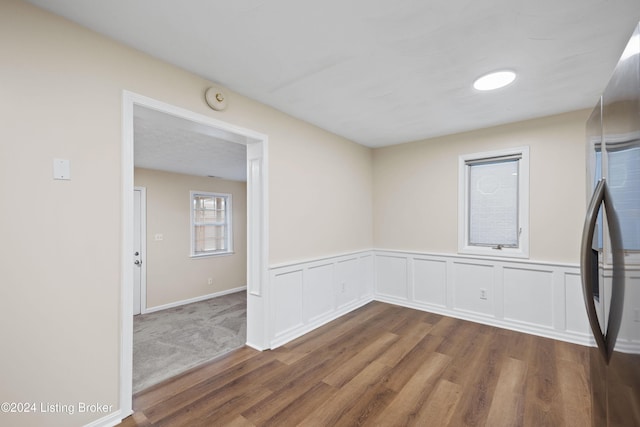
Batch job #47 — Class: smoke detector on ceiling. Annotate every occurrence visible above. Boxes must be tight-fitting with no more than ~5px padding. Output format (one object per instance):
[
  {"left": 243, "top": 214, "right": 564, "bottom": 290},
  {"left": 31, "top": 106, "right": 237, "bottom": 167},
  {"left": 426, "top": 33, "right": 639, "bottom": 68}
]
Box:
[{"left": 205, "top": 86, "right": 228, "bottom": 111}]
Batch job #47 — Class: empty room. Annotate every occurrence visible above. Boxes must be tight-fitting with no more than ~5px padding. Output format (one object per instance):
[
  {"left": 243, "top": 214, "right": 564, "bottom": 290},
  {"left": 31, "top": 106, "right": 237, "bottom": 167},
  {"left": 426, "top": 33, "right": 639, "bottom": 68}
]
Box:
[{"left": 1, "top": 1, "right": 639, "bottom": 427}]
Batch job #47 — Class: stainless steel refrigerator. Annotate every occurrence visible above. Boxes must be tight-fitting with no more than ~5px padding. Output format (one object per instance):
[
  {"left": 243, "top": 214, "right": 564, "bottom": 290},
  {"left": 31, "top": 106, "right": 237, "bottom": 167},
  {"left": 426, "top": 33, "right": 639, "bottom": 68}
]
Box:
[{"left": 581, "top": 22, "right": 640, "bottom": 426}]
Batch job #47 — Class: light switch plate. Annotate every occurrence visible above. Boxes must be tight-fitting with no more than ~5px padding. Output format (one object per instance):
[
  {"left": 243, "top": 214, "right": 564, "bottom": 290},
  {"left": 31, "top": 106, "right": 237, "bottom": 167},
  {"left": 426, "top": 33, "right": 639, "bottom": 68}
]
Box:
[{"left": 53, "top": 158, "right": 71, "bottom": 180}]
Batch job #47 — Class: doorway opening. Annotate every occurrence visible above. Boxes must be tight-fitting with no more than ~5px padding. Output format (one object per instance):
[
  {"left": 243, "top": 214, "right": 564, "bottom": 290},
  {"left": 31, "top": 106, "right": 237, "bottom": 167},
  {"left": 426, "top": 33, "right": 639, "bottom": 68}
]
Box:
[{"left": 120, "top": 91, "right": 269, "bottom": 417}]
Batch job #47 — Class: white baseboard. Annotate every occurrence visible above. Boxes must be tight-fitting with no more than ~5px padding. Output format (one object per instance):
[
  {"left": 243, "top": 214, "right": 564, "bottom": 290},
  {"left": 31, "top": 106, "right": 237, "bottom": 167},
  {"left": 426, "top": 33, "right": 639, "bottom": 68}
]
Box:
[
  {"left": 143, "top": 286, "right": 247, "bottom": 314},
  {"left": 245, "top": 341, "right": 265, "bottom": 351},
  {"left": 83, "top": 410, "right": 129, "bottom": 427},
  {"left": 374, "top": 294, "right": 593, "bottom": 347},
  {"left": 269, "top": 297, "right": 374, "bottom": 349}
]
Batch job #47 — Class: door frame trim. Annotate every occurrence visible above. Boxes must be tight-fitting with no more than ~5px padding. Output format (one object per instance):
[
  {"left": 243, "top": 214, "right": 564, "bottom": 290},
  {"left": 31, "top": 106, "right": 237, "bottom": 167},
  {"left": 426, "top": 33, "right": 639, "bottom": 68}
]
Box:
[
  {"left": 120, "top": 91, "right": 269, "bottom": 418},
  {"left": 133, "top": 186, "right": 147, "bottom": 315}
]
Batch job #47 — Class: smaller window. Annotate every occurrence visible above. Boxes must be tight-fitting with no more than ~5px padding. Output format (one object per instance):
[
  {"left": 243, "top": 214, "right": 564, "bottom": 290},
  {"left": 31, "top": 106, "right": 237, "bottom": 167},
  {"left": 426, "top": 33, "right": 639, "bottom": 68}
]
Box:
[
  {"left": 458, "top": 147, "right": 529, "bottom": 258},
  {"left": 190, "top": 191, "right": 233, "bottom": 257}
]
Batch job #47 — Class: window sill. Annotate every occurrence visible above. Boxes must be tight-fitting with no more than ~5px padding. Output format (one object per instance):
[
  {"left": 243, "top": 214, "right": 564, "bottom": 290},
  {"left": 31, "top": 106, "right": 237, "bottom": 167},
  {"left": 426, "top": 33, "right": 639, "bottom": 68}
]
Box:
[
  {"left": 190, "top": 251, "right": 235, "bottom": 259},
  {"left": 458, "top": 246, "right": 529, "bottom": 259}
]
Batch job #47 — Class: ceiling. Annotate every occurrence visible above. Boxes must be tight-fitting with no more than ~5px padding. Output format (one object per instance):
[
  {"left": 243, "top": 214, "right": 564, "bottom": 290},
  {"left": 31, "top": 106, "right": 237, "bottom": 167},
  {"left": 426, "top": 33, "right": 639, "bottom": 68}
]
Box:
[
  {"left": 134, "top": 105, "right": 247, "bottom": 181},
  {"left": 25, "top": 0, "right": 640, "bottom": 177}
]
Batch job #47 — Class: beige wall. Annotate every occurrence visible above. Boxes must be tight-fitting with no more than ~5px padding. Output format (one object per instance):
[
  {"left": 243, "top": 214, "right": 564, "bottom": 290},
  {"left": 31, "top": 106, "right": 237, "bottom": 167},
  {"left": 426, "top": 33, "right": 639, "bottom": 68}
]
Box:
[
  {"left": 373, "top": 110, "right": 590, "bottom": 264},
  {"left": 134, "top": 168, "right": 247, "bottom": 308},
  {"left": 0, "top": 1, "right": 372, "bottom": 426}
]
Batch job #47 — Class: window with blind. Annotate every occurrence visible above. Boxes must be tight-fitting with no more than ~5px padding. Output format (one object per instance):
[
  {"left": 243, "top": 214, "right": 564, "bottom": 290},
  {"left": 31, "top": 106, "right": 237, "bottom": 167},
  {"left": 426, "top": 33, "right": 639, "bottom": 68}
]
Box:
[
  {"left": 190, "top": 191, "right": 233, "bottom": 257},
  {"left": 458, "top": 147, "right": 529, "bottom": 258},
  {"left": 607, "top": 140, "right": 640, "bottom": 252}
]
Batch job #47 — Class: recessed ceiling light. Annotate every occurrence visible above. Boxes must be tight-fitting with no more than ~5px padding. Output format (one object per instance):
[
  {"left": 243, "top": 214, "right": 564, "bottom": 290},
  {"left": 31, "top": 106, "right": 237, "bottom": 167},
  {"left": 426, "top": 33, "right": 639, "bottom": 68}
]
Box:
[{"left": 473, "top": 70, "right": 517, "bottom": 91}]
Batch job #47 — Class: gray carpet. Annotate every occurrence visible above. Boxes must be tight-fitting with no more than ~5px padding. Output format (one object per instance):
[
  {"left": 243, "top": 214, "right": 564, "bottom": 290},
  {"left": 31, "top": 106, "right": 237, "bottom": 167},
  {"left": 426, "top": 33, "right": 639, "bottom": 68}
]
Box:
[{"left": 133, "top": 291, "right": 246, "bottom": 393}]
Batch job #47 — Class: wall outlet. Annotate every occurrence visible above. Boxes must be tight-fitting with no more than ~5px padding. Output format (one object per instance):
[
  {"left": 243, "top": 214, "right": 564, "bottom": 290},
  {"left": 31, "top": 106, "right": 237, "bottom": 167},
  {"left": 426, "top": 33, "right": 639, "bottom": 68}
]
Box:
[
  {"left": 154, "top": 233, "right": 164, "bottom": 241},
  {"left": 208, "top": 277, "right": 213, "bottom": 285},
  {"left": 341, "top": 282, "right": 346, "bottom": 293},
  {"left": 479, "top": 288, "right": 488, "bottom": 300}
]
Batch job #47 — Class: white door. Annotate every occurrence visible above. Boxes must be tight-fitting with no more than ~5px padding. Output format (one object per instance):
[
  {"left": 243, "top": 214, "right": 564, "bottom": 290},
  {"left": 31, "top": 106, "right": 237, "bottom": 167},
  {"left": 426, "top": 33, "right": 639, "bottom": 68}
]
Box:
[{"left": 133, "top": 188, "right": 145, "bottom": 315}]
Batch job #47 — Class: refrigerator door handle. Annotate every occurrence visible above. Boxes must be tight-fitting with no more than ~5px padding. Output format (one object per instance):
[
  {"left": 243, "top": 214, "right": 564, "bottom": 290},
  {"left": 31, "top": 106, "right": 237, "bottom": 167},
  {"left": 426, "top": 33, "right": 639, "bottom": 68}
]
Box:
[
  {"left": 603, "top": 179, "right": 625, "bottom": 364},
  {"left": 580, "top": 179, "right": 608, "bottom": 362}
]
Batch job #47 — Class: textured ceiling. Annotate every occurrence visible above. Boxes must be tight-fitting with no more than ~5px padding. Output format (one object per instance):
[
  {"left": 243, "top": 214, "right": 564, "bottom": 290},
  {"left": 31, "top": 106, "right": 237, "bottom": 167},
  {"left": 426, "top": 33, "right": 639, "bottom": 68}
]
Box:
[
  {"left": 26, "top": 0, "right": 640, "bottom": 148},
  {"left": 134, "top": 106, "right": 247, "bottom": 181}
]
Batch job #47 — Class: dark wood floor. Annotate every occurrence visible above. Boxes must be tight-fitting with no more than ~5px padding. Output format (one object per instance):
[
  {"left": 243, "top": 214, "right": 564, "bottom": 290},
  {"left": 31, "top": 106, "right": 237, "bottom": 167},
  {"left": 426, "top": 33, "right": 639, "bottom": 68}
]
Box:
[{"left": 118, "top": 301, "right": 591, "bottom": 426}]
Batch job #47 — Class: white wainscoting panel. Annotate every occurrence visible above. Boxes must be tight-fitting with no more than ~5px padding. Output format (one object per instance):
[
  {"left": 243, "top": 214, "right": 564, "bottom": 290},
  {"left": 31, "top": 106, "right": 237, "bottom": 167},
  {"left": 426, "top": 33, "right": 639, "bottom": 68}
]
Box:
[
  {"left": 503, "top": 267, "right": 554, "bottom": 327},
  {"left": 452, "top": 261, "right": 494, "bottom": 317},
  {"left": 269, "top": 251, "right": 375, "bottom": 348},
  {"left": 619, "top": 273, "right": 640, "bottom": 348},
  {"left": 564, "top": 273, "right": 591, "bottom": 335},
  {"left": 413, "top": 258, "right": 447, "bottom": 307},
  {"left": 361, "top": 255, "right": 375, "bottom": 300},
  {"left": 374, "top": 250, "right": 593, "bottom": 346},
  {"left": 305, "top": 263, "right": 335, "bottom": 323},
  {"left": 272, "top": 269, "right": 304, "bottom": 338},
  {"left": 376, "top": 255, "right": 408, "bottom": 300},
  {"left": 335, "top": 258, "right": 362, "bottom": 309}
]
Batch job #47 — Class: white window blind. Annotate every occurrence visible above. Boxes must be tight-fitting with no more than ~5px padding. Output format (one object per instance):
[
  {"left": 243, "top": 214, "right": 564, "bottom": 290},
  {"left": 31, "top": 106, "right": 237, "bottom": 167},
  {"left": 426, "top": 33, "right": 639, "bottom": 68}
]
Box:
[
  {"left": 607, "top": 141, "right": 640, "bottom": 251},
  {"left": 468, "top": 158, "right": 520, "bottom": 247}
]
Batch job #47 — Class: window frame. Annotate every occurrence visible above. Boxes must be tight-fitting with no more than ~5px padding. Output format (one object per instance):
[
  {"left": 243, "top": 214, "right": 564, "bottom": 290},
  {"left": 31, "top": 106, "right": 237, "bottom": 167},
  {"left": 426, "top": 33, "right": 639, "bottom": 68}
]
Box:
[
  {"left": 458, "top": 146, "right": 529, "bottom": 259},
  {"left": 190, "top": 191, "right": 234, "bottom": 258}
]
